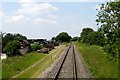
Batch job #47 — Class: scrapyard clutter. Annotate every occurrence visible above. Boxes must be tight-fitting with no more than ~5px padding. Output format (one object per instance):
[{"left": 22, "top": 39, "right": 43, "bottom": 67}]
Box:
[
  {"left": 1, "top": 32, "right": 72, "bottom": 59},
  {"left": 28, "top": 39, "right": 59, "bottom": 53},
  {"left": 33, "top": 39, "right": 59, "bottom": 53},
  {"left": 1, "top": 39, "right": 59, "bottom": 60}
]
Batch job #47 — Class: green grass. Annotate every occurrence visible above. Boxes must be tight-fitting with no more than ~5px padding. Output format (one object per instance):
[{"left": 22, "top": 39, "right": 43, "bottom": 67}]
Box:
[
  {"left": 2, "top": 52, "right": 46, "bottom": 78},
  {"left": 75, "top": 42, "right": 118, "bottom": 78},
  {"left": 61, "top": 42, "right": 69, "bottom": 47},
  {"left": 11, "top": 44, "right": 66, "bottom": 78},
  {"left": 0, "top": 61, "right": 2, "bottom": 79}
]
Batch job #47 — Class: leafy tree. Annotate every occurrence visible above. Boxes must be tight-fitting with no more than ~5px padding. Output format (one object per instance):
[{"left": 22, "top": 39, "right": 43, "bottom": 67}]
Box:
[
  {"left": 81, "top": 28, "right": 94, "bottom": 37},
  {"left": 80, "top": 28, "right": 94, "bottom": 43},
  {"left": 2, "top": 33, "right": 14, "bottom": 49},
  {"left": 14, "top": 33, "right": 27, "bottom": 41},
  {"left": 85, "top": 32, "right": 105, "bottom": 46},
  {"left": 3, "top": 40, "right": 21, "bottom": 56},
  {"left": 31, "top": 42, "right": 43, "bottom": 51},
  {"left": 2, "top": 33, "right": 27, "bottom": 52},
  {"left": 55, "top": 32, "right": 72, "bottom": 42},
  {"left": 80, "top": 28, "right": 105, "bottom": 46},
  {"left": 96, "top": 1, "right": 120, "bottom": 58}
]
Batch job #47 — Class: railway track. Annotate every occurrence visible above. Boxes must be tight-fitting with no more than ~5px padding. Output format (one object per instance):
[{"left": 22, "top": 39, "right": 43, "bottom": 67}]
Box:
[{"left": 53, "top": 43, "right": 78, "bottom": 80}]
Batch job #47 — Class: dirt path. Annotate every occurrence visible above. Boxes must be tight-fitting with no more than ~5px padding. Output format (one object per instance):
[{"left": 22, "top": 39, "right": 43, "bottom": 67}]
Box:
[{"left": 39, "top": 45, "right": 92, "bottom": 78}]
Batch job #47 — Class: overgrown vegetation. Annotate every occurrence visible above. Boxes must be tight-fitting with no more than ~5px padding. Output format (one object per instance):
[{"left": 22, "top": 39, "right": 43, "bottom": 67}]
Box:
[
  {"left": 75, "top": 42, "right": 118, "bottom": 78},
  {"left": 79, "top": 1, "right": 120, "bottom": 60},
  {"left": 2, "top": 33, "right": 27, "bottom": 50},
  {"left": 31, "top": 42, "right": 43, "bottom": 51},
  {"left": 3, "top": 40, "right": 21, "bottom": 56},
  {"left": 80, "top": 28, "right": 105, "bottom": 46},
  {"left": 96, "top": 1, "right": 120, "bottom": 59},
  {"left": 1, "top": 33, "right": 29, "bottom": 56}
]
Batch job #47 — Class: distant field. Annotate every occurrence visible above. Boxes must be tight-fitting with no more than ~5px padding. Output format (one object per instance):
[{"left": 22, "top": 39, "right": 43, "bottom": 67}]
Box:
[
  {"left": 75, "top": 42, "right": 118, "bottom": 78},
  {"left": 2, "top": 52, "right": 46, "bottom": 78}
]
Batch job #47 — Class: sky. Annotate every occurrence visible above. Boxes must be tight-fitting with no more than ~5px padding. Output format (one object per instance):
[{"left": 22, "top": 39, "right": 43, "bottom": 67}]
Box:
[{"left": 0, "top": 0, "right": 113, "bottom": 40}]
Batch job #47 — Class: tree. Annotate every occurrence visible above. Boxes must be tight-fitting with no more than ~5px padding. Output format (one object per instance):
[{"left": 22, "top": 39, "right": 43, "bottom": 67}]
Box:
[
  {"left": 14, "top": 33, "right": 27, "bottom": 41},
  {"left": 85, "top": 32, "right": 105, "bottom": 46},
  {"left": 31, "top": 42, "right": 43, "bottom": 51},
  {"left": 55, "top": 32, "right": 72, "bottom": 42},
  {"left": 2, "top": 33, "right": 27, "bottom": 52},
  {"left": 81, "top": 28, "right": 94, "bottom": 37},
  {"left": 96, "top": 1, "right": 120, "bottom": 58},
  {"left": 80, "top": 28, "right": 94, "bottom": 43},
  {"left": 3, "top": 40, "right": 21, "bottom": 56},
  {"left": 2, "top": 33, "right": 15, "bottom": 50},
  {"left": 80, "top": 27, "right": 105, "bottom": 46},
  {"left": 51, "top": 37, "right": 56, "bottom": 40}
]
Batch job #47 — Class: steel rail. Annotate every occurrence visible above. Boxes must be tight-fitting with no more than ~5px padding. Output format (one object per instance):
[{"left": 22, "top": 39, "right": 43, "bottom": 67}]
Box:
[
  {"left": 53, "top": 44, "right": 77, "bottom": 80},
  {"left": 73, "top": 45, "right": 77, "bottom": 80},
  {"left": 53, "top": 44, "right": 71, "bottom": 80}
]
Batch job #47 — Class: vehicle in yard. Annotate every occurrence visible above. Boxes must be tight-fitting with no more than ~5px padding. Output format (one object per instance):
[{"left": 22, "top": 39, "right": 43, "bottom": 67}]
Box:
[{"left": 37, "top": 48, "right": 49, "bottom": 53}]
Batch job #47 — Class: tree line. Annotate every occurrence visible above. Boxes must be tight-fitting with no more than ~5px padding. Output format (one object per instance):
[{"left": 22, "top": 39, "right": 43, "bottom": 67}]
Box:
[
  {"left": 1, "top": 33, "right": 29, "bottom": 56},
  {"left": 0, "top": 32, "right": 73, "bottom": 56},
  {"left": 79, "top": 1, "right": 120, "bottom": 60}
]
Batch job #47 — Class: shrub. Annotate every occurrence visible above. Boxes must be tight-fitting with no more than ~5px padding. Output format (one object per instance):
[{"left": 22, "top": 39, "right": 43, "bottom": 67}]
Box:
[
  {"left": 31, "top": 42, "right": 43, "bottom": 51},
  {"left": 3, "top": 40, "right": 21, "bottom": 56}
]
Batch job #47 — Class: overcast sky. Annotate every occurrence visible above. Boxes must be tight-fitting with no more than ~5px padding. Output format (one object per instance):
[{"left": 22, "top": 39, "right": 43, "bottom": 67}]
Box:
[{"left": 0, "top": 0, "right": 113, "bottom": 40}]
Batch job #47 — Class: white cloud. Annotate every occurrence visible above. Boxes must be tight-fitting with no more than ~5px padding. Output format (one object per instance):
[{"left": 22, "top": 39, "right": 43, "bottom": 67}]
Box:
[
  {"left": 48, "top": 15, "right": 59, "bottom": 19},
  {"left": 3, "top": 1, "right": 58, "bottom": 24},
  {"left": 5, "top": 15, "right": 29, "bottom": 22},
  {"left": 16, "top": 1, "right": 58, "bottom": 15},
  {"left": 33, "top": 18, "right": 58, "bottom": 24},
  {"left": 0, "top": 11, "right": 5, "bottom": 18},
  {"left": 18, "top": 0, "right": 35, "bottom": 3}
]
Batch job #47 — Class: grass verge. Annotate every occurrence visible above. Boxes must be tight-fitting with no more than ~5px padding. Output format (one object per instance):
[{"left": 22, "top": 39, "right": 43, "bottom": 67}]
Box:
[
  {"left": 2, "top": 52, "right": 46, "bottom": 78},
  {"left": 75, "top": 42, "right": 118, "bottom": 78}
]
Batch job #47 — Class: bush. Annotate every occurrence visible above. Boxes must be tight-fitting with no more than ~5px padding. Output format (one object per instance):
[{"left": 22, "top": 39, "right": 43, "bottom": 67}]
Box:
[
  {"left": 4, "top": 40, "right": 21, "bottom": 56},
  {"left": 2, "top": 33, "right": 27, "bottom": 51},
  {"left": 80, "top": 31, "right": 105, "bottom": 47},
  {"left": 31, "top": 42, "right": 43, "bottom": 51},
  {"left": 88, "top": 32, "right": 105, "bottom": 46}
]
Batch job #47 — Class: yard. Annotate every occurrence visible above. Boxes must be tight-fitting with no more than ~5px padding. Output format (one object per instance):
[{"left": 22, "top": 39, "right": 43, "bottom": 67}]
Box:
[{"left": 2, "top": 44, "right": 67, "bottom": 78}]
